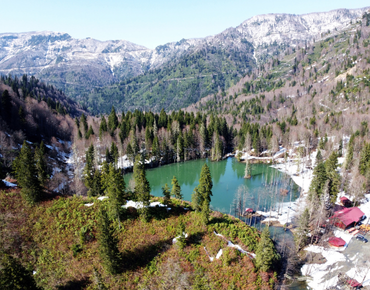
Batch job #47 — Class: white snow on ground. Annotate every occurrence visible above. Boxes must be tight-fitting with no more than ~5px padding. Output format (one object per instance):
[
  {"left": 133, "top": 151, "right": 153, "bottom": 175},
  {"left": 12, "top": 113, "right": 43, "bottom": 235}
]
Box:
[
  {"left": 97, "top": 196, "right": 108, "bottom": 201},
  {"left": 358, "top": 193, "right": 370, "bottom": 225},
  {"left": 2, "top": 180, "right": 17, "bottom": 187},
  {"left": 301, "top": 246, "right": 346, "bottom": 290},
  {"left": 172, "top": 232, "right": 188, "bottom": 244},
  {"left": 213, "top": 231, "right": 256, "bottom": 259},
  {"left": 122, "top": 200, "right": 167, "bottom": 209},
  {"left": 84, "top": 203, "right": 94, "bottom": 207},
  {"left": 346, "top": 267, "right": 370, "bottom": 287}
]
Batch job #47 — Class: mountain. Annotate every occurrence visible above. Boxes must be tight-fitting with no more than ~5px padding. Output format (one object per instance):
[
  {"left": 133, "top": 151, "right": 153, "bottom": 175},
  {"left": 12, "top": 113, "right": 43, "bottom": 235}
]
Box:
[{"left": 0, "top": 7, "right": 368, "bottom": 113}]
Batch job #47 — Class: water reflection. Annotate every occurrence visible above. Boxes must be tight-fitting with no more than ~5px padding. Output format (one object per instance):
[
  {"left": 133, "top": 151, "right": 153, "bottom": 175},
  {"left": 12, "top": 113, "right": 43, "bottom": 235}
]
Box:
[{"left": 124, "top": 158, "right": 300, "bottom": 215}]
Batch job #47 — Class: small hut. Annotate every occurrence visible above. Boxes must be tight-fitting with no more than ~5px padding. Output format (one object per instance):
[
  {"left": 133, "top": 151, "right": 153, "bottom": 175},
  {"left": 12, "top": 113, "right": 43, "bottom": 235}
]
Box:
[{"left": 328, "top": 237, "right": 346, "bottom": 248}]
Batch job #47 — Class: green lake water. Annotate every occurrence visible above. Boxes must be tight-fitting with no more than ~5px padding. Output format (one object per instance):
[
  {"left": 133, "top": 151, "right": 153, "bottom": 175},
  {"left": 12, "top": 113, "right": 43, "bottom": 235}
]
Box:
[{"left": 124, "top": 157, "right": 300, "bottom": 214}]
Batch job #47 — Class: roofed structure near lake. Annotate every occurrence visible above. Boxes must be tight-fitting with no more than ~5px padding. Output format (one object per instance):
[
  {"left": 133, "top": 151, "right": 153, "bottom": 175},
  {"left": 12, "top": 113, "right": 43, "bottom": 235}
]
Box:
[{"left": 330, "top": 207, "right": 365, "bottom": 230}]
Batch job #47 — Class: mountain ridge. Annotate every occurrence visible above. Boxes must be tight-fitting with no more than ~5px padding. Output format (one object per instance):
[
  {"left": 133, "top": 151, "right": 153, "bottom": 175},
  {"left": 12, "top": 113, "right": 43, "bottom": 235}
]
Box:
[{"left": 0, "top": 7, "right": 369, "bottom": 112}]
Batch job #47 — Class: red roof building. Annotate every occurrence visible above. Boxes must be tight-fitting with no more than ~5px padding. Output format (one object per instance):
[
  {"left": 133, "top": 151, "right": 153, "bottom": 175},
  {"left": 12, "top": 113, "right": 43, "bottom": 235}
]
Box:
[
  {"left": 328, "top": 237, "right": 346, "bottom": 247},
  {"left": 347, "top": 279, "right": 362, "bottom": 288},
  {"left": 245, "top": 208, "right": 254, "bottom": 213},
  {"left": 330, "top": 207, "right": 365, "bottom": 230}
]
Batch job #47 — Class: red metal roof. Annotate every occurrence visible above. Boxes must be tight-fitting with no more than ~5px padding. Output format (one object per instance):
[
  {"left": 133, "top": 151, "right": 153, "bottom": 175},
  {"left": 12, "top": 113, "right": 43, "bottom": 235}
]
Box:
[
  {"left": 331, "top": 207, "right": 365, "bottom": 227},
  {"left": 347, "top": 279, "right": 362, "bottom": 287},
  {"left": 245, "top": 208, "right": 254, "bottom": 213},
  {"left": 328, "top": 237, "right": 346, "bottom": 247}
]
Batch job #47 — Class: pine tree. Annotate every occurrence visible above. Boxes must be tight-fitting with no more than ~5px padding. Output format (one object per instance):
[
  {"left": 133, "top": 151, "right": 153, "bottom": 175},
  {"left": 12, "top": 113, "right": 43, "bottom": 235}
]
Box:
[
  {"left": 0, "top": 254, "right": 40, "bottom": 290},
  {"left": 105, "top": 148, "right": 112, "bottom": 164},
  {"left": 191, "top": 187, "right": 202, "bottom": 212},
  {"left": 134, "top": 155, "right": 151, "bottom": 221},
  {"left": 1, "top": 90, "right": 12, "bottom": 121},
  {"left": 97, "top": 209, "right": 122, "bottom": 274},
  {"left": 359, "top": 142, "right": 370, "bottom": 176},
  {"left": 100, "top": 161, "right": 110, "bottom": 193},
  {"left": 83, "top": 144, "right": 95, "bottom": 190},
  {"left": 89, "top": 169, "right": 102, "bottom": 197},
  {"left": 255, "top": 226, "right": 280, "bottom": 271},
  {"left": 294, "top": 208, "right": 310, "bottom": 250},
  {"left": 18, "top": 105, "right": 26, "bottom": 126},
  {"left": 108, "top": 106, "right": 118, "bottom": 133},
  {"left": 162, "top": 183, "right": 171, "bottom": 205},
  {"left": 99, "top": 116, "right": 108, "bottom": 138},
  {"left": 34, "top": 141, "right": 48, "bottom": 186},
  {"left": 171, "top": 176, "right": 182, "bottom": 199},
  {"left": 176, "top": 219, "right": 186, "bottom": 249},
  {"left": 201, "top": 199, "right": 210, "bottom": 226},
  {"left": 315, "top": 149, "right": 323, "bottom": 165},
  {"left": 107, "top": 164, "right": 125, "bottom": 221},
  {"left": 152, "top": 136, "right": 159, "bottom": 160},
  {"left": 110, "top": 142, "right": 119, "bottom": 165},
  {"left": 13, "top": 141, "right": 42, "bottom": 205},
  {"left": 85, "top": 125, "right": 95, "bottom": 139},
  {"left": 197, "top": 164, "right": 213, "bottom": 203},
  {"left": 309, "top": 161, "right": 327, "bottom": 196},
  {"left": 80, "top": 113, "right": 88, "bottom": 135},
  {"left": 196, "top": 164, "right": 213, "bottom": 225}
]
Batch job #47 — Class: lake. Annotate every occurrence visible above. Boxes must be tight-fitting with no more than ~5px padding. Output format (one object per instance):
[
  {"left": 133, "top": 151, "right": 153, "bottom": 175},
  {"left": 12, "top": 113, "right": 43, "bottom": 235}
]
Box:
[{"left": 124, "top": 157, "right": 301, "bottom": 215}]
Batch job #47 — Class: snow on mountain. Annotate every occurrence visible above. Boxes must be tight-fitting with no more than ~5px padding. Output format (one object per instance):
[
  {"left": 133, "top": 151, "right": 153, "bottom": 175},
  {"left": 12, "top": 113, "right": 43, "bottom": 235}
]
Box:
[{"left": 0, "top": 7, "right": 368, "bottom": 97}]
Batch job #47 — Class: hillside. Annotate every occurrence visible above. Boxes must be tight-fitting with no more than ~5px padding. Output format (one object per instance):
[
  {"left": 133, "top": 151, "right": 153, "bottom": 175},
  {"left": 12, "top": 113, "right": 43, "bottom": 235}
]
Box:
[
  {"left": 0, "top": 183, "right": 278, "bottom": 289},
  {"left": 0, "top": 8, "right": 368, "bottom": 113}
]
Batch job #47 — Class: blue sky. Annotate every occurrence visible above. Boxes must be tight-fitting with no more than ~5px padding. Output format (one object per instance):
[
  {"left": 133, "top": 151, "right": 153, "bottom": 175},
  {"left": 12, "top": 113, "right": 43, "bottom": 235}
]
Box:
[{"left": 1, "top": 0, "right": 369, "bottom": 48}]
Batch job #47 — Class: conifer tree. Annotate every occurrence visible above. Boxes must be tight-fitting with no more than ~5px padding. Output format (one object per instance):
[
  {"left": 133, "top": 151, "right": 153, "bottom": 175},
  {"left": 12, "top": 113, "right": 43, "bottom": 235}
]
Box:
[
  {"left": 315, "top": 149, "right": 323, "bottom": 165},
  {"left": 201, "top": 199, "right": 210, "bottom": 226},
  {"left": 108, "top": 106, "right": 118, "bottom": 133},
  {"left": 1, "top": 90, "right": 11, "bottom": 121},
  {"left": 110, "top": 142, "right": 119, "bottom": 165},
  {"left": 80, "top": 113, "right": 88, "bottom": 135},
  {"left": 152, "top": 136, "right": 159, "bottom": 160},
  {"left": 13, "top": 141, "right": 42, "bottom": 205},
  {"left": 191, "top": 187, "right": 201, "bottom": 212},
  {"left": 176, "top": 219, "right": 186, "bottom": 249},
  {"left": 97, "top": 209, "right": 122, "bottom": 275},
  {"left": 294, "top": 208, "right": 310, "bottom": 250},
  {"left": 107, "top": 164, "right": 125, "bottom": 221},
  {"left": 195, "top": 164, "right": 213, "bottom": 225},
  {"left": 100, "top": 161, "right": 110, "bottom": 193},
  {"left": 83, "top": 144, "right": 95, "bottom": 190},
  {"left": 34, "top": 141, "right": 48, "bottom": 186},
  {"left": 162, "top": 183, "right": 170, "bottom": 205},
  {"left": 133, "top": 155, "right": 151, "bottom": 221},
  {"left": 309, "top": 161, "right": 327, "bottom": 197},
  {"left": 197, "top": 164, "right": 213, "bottom": 204},
  {"left": 89, "top": 169, "right": 102, "bottom": 197},
  {"left": 171, "top": 176, "right": 182, "bottom": 199},
  {"left": 99, "top": 116, "right": 108, "bottom": 138},
  {"left": 0, "top": 254, "right": 40, "bottom": 290},
  {"left": 85, "top": 125, "right": 95, "bottom": 139},
  {"left": 359, "top": 142, "right": 370, "bottom": 176},
  {"left": 255, "top": 226, "right": 280, "bottom": 271},
  {"left": 105, "top": 148, "right": 112, "bottom": 164}
]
